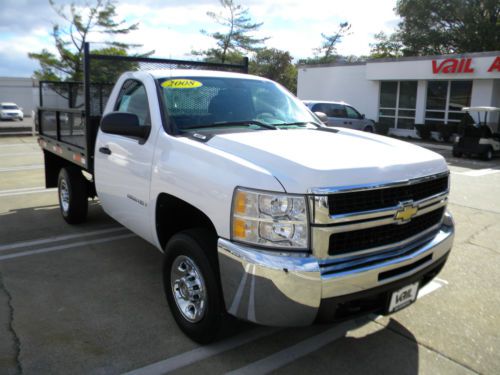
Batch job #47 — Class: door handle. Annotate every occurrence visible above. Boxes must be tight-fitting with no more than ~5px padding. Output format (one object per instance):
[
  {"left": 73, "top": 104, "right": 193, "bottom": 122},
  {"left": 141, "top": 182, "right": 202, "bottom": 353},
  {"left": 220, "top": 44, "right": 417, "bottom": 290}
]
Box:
[{"left": 99, "top": 147, "right": 112, "bottom": 155}]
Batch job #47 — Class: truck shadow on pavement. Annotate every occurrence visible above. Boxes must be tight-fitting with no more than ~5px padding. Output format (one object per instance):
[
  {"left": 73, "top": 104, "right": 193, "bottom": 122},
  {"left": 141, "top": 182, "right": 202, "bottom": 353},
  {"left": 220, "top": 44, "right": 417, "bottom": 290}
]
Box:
[
  {"left": 318, "top": 318, "right": 419, "bottom": 374},
  {"left": 0, "top": 201, "right": 420, "bottom": 374}
]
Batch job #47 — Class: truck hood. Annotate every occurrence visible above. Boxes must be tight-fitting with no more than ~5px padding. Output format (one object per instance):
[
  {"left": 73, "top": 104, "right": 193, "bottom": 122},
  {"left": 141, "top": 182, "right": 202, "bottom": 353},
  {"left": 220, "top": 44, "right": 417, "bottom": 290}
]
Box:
[{"left": 206, "top": 128, "right": 448, "bottom": 194}]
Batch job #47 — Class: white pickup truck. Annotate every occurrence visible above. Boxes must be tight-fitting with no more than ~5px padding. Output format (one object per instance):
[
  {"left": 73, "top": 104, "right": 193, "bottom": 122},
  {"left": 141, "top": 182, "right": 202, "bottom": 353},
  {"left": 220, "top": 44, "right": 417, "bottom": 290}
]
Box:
[{"left": 38, "top": 45, "right": 454, "bottom": 343}]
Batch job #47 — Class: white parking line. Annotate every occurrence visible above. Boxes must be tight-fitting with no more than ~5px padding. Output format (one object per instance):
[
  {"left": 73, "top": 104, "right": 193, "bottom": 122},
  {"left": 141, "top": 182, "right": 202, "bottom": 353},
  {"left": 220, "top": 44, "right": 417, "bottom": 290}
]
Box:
[
  {"left": 225, "top": 320, "right": 359, "bottom": 375},
  {"left": 226, "top": 279, "right": 446, "bottom": 374},
  {"left": 0, "top": 233, "right": 136, "bottom": 261},
  {"left": 0, "top": 187, "right": 56, "bottom": 197},
  {"left": 0, "top": 164, "right": 44, "bottom": 172},
  {"left": 0, "top": 143, "right": 38, "bottom": 148},
  {"left": 0, "top": 226, "right": 126, "bottom": 252},
  {"left": 451, "top": 168, "right": 500, "bottom": 177},
  {"left": 0, "top": 151, "right": 41, "bottom": 157},
  {"left": 417, "top": 279, "right": 446, "bottom": 299},
  {"left": 123, "top": 328, "right": 279, "bottom": 375},
  {"left": 125, "top": 277, "right": 447, "bottom": 375}
]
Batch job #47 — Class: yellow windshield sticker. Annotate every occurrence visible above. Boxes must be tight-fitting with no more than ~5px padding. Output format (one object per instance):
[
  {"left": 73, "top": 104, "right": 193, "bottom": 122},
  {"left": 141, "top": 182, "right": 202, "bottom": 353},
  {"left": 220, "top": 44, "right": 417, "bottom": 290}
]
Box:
[{"left": 161, "top": 79, "right": 203, "bottom": 89}]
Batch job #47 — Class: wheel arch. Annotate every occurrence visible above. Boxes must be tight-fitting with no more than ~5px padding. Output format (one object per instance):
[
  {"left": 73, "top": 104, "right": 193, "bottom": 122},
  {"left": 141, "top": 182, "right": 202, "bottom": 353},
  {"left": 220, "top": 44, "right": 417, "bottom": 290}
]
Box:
[{"left": 155, "top": 192, "right": 218, "bottom": 251}]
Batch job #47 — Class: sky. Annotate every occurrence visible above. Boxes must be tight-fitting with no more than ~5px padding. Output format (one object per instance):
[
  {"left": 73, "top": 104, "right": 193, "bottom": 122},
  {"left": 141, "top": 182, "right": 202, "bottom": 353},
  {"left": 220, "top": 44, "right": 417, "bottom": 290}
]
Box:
[{"left": 0, "top": 0, "right": 401, "bottom": 77}]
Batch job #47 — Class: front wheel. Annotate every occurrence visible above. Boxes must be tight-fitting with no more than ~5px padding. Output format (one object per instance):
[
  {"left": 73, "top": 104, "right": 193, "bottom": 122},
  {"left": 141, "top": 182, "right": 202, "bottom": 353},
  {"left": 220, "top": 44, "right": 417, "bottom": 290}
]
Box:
[
  {"left": 163, "top": 229, "right": 225, "bottom": 344},
  {"left": 58, "top": 167, "right": 88, "bottom": 224}
]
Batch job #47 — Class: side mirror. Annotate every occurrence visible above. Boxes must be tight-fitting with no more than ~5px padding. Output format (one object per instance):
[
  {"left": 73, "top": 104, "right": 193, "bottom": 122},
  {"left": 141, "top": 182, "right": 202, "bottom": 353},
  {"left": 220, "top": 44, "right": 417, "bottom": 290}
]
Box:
[
  {"left": 314, "top": 111, "right": 329, "bottom": 124},
  {"left": 100, "top": 112, "right": 150, "bottom": 139},
  {"left": 361, "top": 114, "right": 365, "bottom": 119}
]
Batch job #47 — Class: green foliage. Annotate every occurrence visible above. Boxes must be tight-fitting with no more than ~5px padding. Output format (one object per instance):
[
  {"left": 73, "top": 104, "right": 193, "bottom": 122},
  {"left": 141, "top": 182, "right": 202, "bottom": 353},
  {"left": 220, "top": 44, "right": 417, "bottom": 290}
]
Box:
[
  {"left": 373, "top": 0, "right": 500, "bottom": 57},
  {"left": 415, "top": 124, "right": 432, "bottom": 140},
  {"left": 375, "top": 122, "right": 392, "bottom": 136},
  {"left": 369, "top": 32, "right": 404, "bottom": 58},
  {"left": 249, "top": 48, "right": 297, "bottom": 93},
  {"left": 88, "top": 47, "right": 140, "bottom": 84},
  {"left": 315, "top": 22, "right": 351, "bottom": 58},
  {"left": 194, "top": 0, "right": 268, "bottom": 63},
  {"left": 299, "top": 22, "right": 352, "bottom": 65},
  {"left": 28, "top": 0, "right": 140, "bottom": 82},
  {"left": 298, "top": 54, "right": 367, "bottom": 66}
]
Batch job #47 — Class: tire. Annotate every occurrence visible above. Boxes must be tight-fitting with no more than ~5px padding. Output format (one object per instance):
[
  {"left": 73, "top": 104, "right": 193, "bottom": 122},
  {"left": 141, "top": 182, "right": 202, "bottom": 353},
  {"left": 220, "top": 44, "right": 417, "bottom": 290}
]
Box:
[
  {"left": 57, "top": 167, "right": 88, "bottom": 224},
  {"left": 482, "top": 147, "right": 493, "bottom": 161},
  {"left": 452, "top": 148, "right": 462, "bottom": 157},
  {"left": 364, "top": 126, "right": 374, "bottom": 133},
  {"left": 163, "top": 228, "right": 225, "bottom": 344}
]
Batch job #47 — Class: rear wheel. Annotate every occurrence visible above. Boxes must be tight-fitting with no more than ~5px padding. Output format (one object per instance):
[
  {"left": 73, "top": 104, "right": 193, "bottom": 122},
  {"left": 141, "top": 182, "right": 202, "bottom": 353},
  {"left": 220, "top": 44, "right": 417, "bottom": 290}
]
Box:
[
  {"left": 482, "top": 147, "right": 493, "bottom": 161},
  {"left": 364, "top": 126, "right": 374, "bottom": 133},
  {"left": 163, "top": 228, "right": 225, "bottom": 344},
  {"left": 57, "top": 167, "right": 88, "bottom": 224}
]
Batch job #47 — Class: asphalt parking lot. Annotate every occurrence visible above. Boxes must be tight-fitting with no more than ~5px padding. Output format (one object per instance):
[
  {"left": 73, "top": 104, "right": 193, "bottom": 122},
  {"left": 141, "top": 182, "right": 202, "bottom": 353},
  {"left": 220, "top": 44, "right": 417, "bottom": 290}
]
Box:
[{"left": 0, "top": 135, "right": 499, "bottom": 375}]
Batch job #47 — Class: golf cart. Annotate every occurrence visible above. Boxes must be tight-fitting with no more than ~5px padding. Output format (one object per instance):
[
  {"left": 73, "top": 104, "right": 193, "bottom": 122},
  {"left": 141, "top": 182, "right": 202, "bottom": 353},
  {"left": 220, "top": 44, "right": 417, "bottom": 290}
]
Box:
[{"left": 452, "top": 106, "right": 500, "bottom": 161}]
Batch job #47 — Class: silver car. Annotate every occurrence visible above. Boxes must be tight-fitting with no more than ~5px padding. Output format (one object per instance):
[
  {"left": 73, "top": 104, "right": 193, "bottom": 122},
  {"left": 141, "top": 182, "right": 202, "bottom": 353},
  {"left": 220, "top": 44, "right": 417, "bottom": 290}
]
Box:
[
  {"left": 0, "top": 102, "right": 24, "bottom": 121},
  {"left": 304, "top": 100, "right": 375, "bottom": 132}
]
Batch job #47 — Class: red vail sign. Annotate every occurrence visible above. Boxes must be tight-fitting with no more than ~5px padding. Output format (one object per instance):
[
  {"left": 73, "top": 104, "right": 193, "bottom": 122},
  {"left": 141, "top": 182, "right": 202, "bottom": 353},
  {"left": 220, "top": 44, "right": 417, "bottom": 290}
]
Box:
[
  {"left": 488, "top": 56, "right": 500, "bottom": 72},
  {"left": 432, "top": 58, "right": 474, "bottom": 74},
  {"left": 432, "top": 56, "right": 500, "bottom": 74}
]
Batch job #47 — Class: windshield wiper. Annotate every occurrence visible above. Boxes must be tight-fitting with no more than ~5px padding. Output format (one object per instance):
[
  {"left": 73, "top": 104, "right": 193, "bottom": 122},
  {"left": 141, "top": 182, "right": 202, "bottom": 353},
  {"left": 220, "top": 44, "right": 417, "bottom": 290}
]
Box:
[
  {"left": 274, "top": 121, "right": 322, "bottom": 128},
  {"left": 182, "top": 120, "right": 277, "bottom": 130}
]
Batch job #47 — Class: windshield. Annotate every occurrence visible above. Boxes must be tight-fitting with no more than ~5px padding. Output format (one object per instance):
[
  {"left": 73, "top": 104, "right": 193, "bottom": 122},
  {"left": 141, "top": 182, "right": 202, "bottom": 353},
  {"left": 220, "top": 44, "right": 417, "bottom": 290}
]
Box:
[
  {"left": 157, "top": 76, "right": 319, "bottom": 132},
  {"left": 1, "top": 105, "right": 18, "bottom": 110}
]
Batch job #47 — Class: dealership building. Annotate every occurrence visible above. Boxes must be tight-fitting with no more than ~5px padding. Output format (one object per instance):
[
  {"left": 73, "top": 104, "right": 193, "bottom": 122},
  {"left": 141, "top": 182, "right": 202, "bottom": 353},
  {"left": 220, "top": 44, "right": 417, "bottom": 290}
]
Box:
[{"left": 297, "top": 51, "right": 500, "bottom": 136}]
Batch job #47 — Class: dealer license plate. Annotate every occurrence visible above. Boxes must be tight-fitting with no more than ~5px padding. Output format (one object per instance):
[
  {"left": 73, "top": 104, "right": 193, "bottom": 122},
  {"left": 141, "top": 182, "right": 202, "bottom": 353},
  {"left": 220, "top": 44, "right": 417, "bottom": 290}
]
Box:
[{"left": 388, "top": 282, "right": 419, "bottom": 313}]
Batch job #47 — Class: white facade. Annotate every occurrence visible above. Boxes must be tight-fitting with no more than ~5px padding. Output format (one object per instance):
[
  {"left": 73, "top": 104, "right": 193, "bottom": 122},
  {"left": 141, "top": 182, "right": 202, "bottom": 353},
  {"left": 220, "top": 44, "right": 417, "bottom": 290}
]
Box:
[
  {"left": 0, "top": 77, "right": 38, "bottom": 116},
  {"left": 298, "top": 51, "right": 500, "bottom": 134}
]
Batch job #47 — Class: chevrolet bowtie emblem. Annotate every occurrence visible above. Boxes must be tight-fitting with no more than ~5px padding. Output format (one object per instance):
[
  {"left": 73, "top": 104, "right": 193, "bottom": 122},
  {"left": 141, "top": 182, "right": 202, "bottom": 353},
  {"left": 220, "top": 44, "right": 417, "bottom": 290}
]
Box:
[{"left": 395, "top": 202, "right": 418, "bottom": 223}]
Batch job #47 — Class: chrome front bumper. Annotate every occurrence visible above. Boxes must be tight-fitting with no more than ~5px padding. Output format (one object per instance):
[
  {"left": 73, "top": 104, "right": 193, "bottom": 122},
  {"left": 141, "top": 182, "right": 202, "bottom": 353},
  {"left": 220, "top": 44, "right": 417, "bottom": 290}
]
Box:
[{"left": 217, "top": 217, "right": 454, "bottom": 326}]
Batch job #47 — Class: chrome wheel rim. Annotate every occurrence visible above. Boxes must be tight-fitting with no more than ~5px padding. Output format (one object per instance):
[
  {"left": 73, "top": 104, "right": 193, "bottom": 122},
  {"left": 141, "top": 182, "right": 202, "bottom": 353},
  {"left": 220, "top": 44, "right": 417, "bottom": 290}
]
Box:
[
  {"left": 59, "top": 179, "right": 70, "bottom": 213},
  {"left": 171, "top": 255, "right": 207, "bottom": 323}
]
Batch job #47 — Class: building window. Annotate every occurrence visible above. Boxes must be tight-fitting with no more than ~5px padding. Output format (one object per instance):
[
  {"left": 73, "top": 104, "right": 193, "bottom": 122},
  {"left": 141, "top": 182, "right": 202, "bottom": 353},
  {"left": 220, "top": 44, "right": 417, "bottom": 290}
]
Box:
[
  {"left": 379, "top": 81, "right": 417, "bottom": 129},
  {"left": 425, "top": 80, "right": 472, "bottom": 125}
]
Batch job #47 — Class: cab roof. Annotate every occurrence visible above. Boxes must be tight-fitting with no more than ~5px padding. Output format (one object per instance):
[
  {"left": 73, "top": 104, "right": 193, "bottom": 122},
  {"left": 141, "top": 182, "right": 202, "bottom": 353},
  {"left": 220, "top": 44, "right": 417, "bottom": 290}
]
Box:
[{"left": 146, "top": 69, "right": 267, "bottom": 81}]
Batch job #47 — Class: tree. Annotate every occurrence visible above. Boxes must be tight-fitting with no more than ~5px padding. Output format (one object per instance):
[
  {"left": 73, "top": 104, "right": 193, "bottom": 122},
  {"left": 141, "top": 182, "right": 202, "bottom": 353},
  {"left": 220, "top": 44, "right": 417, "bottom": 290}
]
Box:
[
  {"left": 369, "top": 31, "right": 404, "bottom": 58},
  {"left": 299, "top": 22, "right": 351, "bottom": 65},
  {"left": 315, "top": 22, "right": 351, "bottom": 59},
  {"left": 28, "top": 0, "right": 140, "bottom": 82},
  {"left": 249, "top": 48, "right": 297, "bottom": 93},
  {"left": 373, "top": 0, "right": 500, "bottom": 56},
  {"left": 194, "top": 0, "right": 268, "bottom": 63}
]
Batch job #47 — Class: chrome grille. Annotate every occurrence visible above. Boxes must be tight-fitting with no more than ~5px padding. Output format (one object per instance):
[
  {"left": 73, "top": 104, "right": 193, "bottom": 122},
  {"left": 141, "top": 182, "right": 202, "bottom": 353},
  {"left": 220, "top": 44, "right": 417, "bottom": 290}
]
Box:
[
  {"left": 328, "top": 175, "right": 448, "bottom": 215},
  {"left": 309, "top": 172, "right": 450, "bottom": 263},
  {"left": 328, "top": 207, "right": 444, "bottom": 255}
]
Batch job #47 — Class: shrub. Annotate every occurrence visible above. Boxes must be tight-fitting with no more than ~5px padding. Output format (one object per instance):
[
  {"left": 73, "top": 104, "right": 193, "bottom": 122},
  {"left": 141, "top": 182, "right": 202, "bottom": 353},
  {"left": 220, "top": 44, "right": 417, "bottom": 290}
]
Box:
[
  {"left": 435, "top": 124, "right": 458, "bottom": 143},
  {"left": 415, "top": 124, "right": 432, "bottom": 140},
  {"left": 375, "top": 122, "right": 391, "bottom": 135}
]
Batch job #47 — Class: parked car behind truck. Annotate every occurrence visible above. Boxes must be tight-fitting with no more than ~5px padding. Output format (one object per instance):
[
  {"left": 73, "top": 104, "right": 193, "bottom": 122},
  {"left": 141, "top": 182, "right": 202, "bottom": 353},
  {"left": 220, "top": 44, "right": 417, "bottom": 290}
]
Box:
[
  {"left": 303, "top": 100, "right": 375, "bottom": 132},
  {"left": 38, "top": 44, "right": 454, "bottom": 343}
]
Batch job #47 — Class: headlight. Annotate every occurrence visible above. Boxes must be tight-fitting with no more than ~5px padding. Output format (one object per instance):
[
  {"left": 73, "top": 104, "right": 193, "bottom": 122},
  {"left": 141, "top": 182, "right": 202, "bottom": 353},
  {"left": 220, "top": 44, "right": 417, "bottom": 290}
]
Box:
[{"left": 231, "top": 187, "right": 309, "bottom": 250}]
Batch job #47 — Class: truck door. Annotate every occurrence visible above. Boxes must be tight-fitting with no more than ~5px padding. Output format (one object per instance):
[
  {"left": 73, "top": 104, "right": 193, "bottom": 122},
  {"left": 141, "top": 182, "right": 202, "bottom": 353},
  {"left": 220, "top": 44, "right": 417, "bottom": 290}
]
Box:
[{"left": 94, "top": 79, "right": 156, "bottom": 241}]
